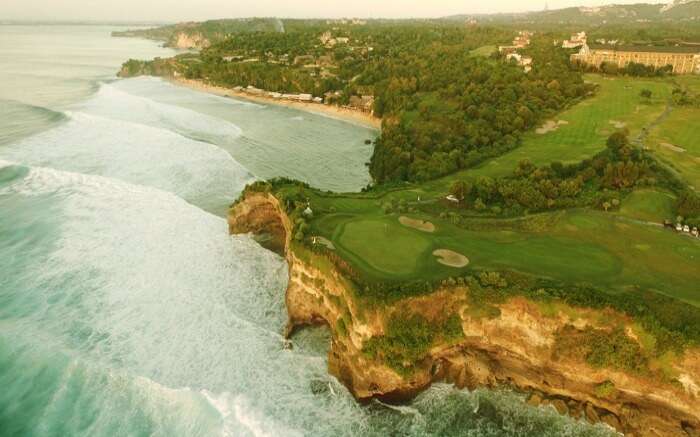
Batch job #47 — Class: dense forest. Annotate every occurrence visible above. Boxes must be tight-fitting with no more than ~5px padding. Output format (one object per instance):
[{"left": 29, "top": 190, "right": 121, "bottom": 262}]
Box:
[
  {"left": 174, "top": 27, "right": 590, "bottom": 182},
  {"left": 120, "top": 15, "right": 700, "bottom": 184},
  {"left": 368, "top": 37, "right": 590, "bottom": 182}
]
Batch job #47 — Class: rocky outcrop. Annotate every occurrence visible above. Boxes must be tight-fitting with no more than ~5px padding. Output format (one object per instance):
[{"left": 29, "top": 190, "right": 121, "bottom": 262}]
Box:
[
  {"left": 229, "top": 192, "right": 700, "bottom": 436},
  {"left": 170, "top": 32, "right": 210, "bottom": 49}
]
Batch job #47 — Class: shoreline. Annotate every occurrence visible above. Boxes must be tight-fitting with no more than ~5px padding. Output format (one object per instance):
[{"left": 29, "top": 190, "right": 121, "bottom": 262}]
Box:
[{"left": 170, "top": 77, "right": 382, "bottom": 130}]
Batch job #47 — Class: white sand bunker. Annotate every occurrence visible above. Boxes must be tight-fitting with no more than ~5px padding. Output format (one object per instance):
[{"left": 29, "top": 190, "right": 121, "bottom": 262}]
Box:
[
  {"left": 609, "top": 120, "right": 627, "bottom": 129},
  {"left": 536, "top": 120, "right": 568, "bottom": 135},
  {"left": 312, "top": 236, "right": 335, "bottom": 250},
  {"left": 399, "top": 216, "right": 435, "bottom": 233},
  {"left": 660, "top": 143, "right": 686, "bottom": 153},
  {"left": 433, "top": 249, "right": 470, "bottom": 268}
]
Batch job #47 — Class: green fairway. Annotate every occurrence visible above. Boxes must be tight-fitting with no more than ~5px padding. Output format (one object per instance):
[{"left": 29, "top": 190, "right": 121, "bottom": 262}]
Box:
[
  {"left": 303, "top": 186, "right": 700, "bottom": 306},
  {"left": 552, "top": 211, "right": 700, "bottom": 306},
  {"left": 469, "top": 45, "right": 497, "bottom": 57},
  {"left": 618, "top": 189, "right": 676, "bottom": 223},
  {"left": 426, "top": 75, "right": 674, "bottom": 193},
  {"left": 646, "top": 107, "right": 700, "bottom": 190}
]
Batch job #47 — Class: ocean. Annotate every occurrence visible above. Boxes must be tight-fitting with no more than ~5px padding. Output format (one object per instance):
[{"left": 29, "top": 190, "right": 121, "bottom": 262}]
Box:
[{"left": 0, "top": 24, "right": 615, "bottom": 437}]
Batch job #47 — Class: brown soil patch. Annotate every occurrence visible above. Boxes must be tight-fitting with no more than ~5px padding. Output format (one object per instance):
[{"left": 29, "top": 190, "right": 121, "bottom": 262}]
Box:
[
  {"left": 433, "top": 249, "right": 470, "bottom": 268},
  {"left": 609, "top": 120, "right": 627, "bottom": 129},
  {"left": 536, "top": 120, "right": 568, "bottom": 134},
  {"left": 399, "top": 216, "right": 435, "bottom": 233},
  {"left": 660, "top": 142, "right": 686, "bottom": 153}
]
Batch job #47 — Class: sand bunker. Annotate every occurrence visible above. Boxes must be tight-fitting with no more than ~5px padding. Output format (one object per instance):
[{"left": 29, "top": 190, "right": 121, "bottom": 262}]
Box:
[
  {"left": 433, "top": 249, "right": 470, "bottom": 268},
  {"left": 399, "top": 216, "right": 435, "bottom": 233},
  {"left": 313, "top": 236, "right": 335, "bottom": 250},
  {"left": 536, "top": 120, "right": 568, "bottom": 135},
  {"left": 660, "top": 143, "right": 686, "bottom": 153},
  {"left": 609, "top": 120, "right": 627, "bottom": 129}
]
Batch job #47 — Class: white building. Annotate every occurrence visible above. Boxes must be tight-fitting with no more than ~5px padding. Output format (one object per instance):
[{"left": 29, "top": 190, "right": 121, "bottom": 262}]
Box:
[{"left": 563, "top": 31, "right": 587, "bottom": 49}]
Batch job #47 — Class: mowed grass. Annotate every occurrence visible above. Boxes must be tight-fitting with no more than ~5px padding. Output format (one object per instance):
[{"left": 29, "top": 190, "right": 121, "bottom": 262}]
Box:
[
  {"left": 288, "top": 75, "right": 697, "bottom": 305},
  {"left": 618, "top": 189, "right": 676, "bottom": 223},
  {"left": 675, "top": 75, "right": 700, "bottom": 94},
  {"left": 336, "top": 217, "right": 431, "bottom": 276},
  {"left": 426, "top": 74, "right": 673, "bottom": 194},
  {"left": 646, "top": 107, "right": 700, "bottom": 190},
  {"left": 553, "top": 211, "right": 700, "bottom": 306},
  {"left": 310, "top": 194, "right": 700, "bottom": 306},
  {"left": 469, "top": 45, "right": 497, "bottom": 57}
]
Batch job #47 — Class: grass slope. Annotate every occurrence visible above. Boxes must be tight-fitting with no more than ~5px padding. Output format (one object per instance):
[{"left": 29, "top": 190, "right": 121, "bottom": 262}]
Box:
[
  {"left": 426, "top": 75, "right": 673, "bottom": 193},
  {"left": 646, "top": 106, "right": 700, "bottom": 190}
]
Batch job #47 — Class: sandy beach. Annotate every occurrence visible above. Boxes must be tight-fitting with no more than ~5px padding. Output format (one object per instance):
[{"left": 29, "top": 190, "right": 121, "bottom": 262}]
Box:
[{"left": 171, "top": 78, "right": 382, "bottom": 130}]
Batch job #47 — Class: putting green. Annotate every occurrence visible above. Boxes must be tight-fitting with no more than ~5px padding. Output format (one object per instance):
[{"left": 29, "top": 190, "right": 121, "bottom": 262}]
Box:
[{"left": 336, "top": 218, "right": 431, "bottom": 276}]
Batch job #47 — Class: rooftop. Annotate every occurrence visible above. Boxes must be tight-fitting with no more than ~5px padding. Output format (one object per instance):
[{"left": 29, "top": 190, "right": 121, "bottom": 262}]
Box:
[{"left": 588, "top": 44, "right": 700, "bottom": 54}]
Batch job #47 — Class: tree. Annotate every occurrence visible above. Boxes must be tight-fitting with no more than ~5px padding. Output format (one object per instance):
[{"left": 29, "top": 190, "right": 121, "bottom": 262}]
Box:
[
  {"left": 449, "top": 180, "right": 471, "bottom": 202},
  {"left": 640, "top": 89, "right": 652, "bottom": 101},
  {"left": 606, "top": 131, "right": 631, "bottom": 160}
]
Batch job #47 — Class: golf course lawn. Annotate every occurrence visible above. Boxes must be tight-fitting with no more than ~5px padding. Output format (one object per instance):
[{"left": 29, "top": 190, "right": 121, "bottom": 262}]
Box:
[
  {"left": 312, "top": 201, "right": 700, "bottom": 306},
  {"left": 336, "top": 217, "right": 432, "bottom": 276},
  {"left": 425, "top": 75, "right": 674, "bottom": 194},
  {"left": 286, "top": 73, "right": 699, "bottom": 307},
  {"left": 618, "top": 189, "right": 676, "bottom": 223},
  {"left": 646, "top": 106, "right": 700, "bottom": 190},
  {"left": 470, "top": 45, "right": 497, "bottom": 57}
]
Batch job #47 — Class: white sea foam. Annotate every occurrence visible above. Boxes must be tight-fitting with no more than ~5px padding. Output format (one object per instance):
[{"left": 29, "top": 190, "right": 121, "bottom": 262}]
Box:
[
  {"left": 80, "top": 82, "right": 247, "bottom": 139},
  {"left": 201, "top": 391, "right": 302, "bottom": 437},
  {"left": 2, "top": 96, "right": 253, "bottom": 212}
]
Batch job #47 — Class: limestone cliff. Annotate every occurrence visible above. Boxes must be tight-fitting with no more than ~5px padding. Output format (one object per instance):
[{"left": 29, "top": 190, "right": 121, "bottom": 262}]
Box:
[
  {"left": 229, "top": 192, "right": 700, "bottom": 437},
  {"left": 170, "top": 32, "right": 210, "bottom": 49}
]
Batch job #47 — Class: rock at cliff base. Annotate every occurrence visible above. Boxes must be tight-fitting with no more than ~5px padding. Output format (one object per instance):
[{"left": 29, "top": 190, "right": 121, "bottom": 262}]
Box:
[
  {"left": 527, "top": 393, "right": 542, "bottom": 407},
  {"left": 601, "top": 414, "right": 623, "bottom": 433},
  {"left": 551, "top": 399, "right": 569, "bottom": 416},
  {"left": 585, "top": 403, "right": 600, "bottom": 423}
]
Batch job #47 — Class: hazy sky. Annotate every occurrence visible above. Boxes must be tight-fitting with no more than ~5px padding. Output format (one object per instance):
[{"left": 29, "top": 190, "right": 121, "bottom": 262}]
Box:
[{"left": 0, "top": 0, "right": 668, "bottom": 22}]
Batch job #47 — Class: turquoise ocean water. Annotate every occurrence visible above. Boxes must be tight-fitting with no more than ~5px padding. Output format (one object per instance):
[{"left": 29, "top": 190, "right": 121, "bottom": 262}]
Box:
[{"left": 0, "top": 24, "right": 616, "bottom": 437}]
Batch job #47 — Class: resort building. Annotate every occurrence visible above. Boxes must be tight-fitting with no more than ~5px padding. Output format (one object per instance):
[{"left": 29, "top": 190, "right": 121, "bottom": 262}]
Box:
[
  {"left": 499, "top": 30, "right": 533, "bottom": 53},
  {"left": 571, "top": 44, "right": 700, "bottom": 74},
  {"left": 506, "top": 53, "right": 533, "bottom": 73},
  {"left": 562, "top": 31, "right": 587, "bottom": 49}
]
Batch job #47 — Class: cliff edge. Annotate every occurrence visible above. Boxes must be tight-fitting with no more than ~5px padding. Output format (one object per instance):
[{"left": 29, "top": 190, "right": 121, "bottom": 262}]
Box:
[{"left": 229, "top": 191, "right": 700, "bottom": 437}]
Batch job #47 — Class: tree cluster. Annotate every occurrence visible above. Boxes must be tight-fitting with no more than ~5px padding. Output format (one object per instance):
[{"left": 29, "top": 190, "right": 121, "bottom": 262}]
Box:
[{"left": 446, "top": 132, "right": 658, "bottom": 215}]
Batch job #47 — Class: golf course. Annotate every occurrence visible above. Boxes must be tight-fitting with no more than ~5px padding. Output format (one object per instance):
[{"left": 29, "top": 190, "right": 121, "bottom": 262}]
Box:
[{"left": 267, "top": 73, "right": 699, "bottom": 309}]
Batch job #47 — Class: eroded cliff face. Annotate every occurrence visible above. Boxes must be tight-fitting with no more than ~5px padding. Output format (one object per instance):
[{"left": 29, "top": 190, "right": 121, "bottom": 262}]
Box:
[
  {"left": 171, "top": 32, "right": 210, "bottom": 49},
  {"left": 229, "top": 192, "right": 700, "bottom": 437}
]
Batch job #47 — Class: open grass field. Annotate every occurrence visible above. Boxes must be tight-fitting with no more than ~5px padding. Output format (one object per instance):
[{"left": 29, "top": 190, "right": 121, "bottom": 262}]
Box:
[
  {"left": 424, "top": 74, "right": 674, "bottom": 194},
  {"left": 469, "top": 45, "right": 497, "bottom": 58},
  {"left": 617, "top": 189, "right": 676, "bottom": 223},
  {"left": 675, "top": 75, "right": 700, "bottom": 93},
  {"left": 645, "top": 106, "right": 700, "bottom": 190}
]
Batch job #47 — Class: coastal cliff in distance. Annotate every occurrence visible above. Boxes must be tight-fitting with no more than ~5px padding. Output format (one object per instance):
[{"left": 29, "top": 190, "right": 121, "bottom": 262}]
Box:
[
  {"left": 229, "top": 191, "right": 700, "bottom": 437},
  {"left": 112, "top": 18, "right": 284, "bottom": 50}
]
